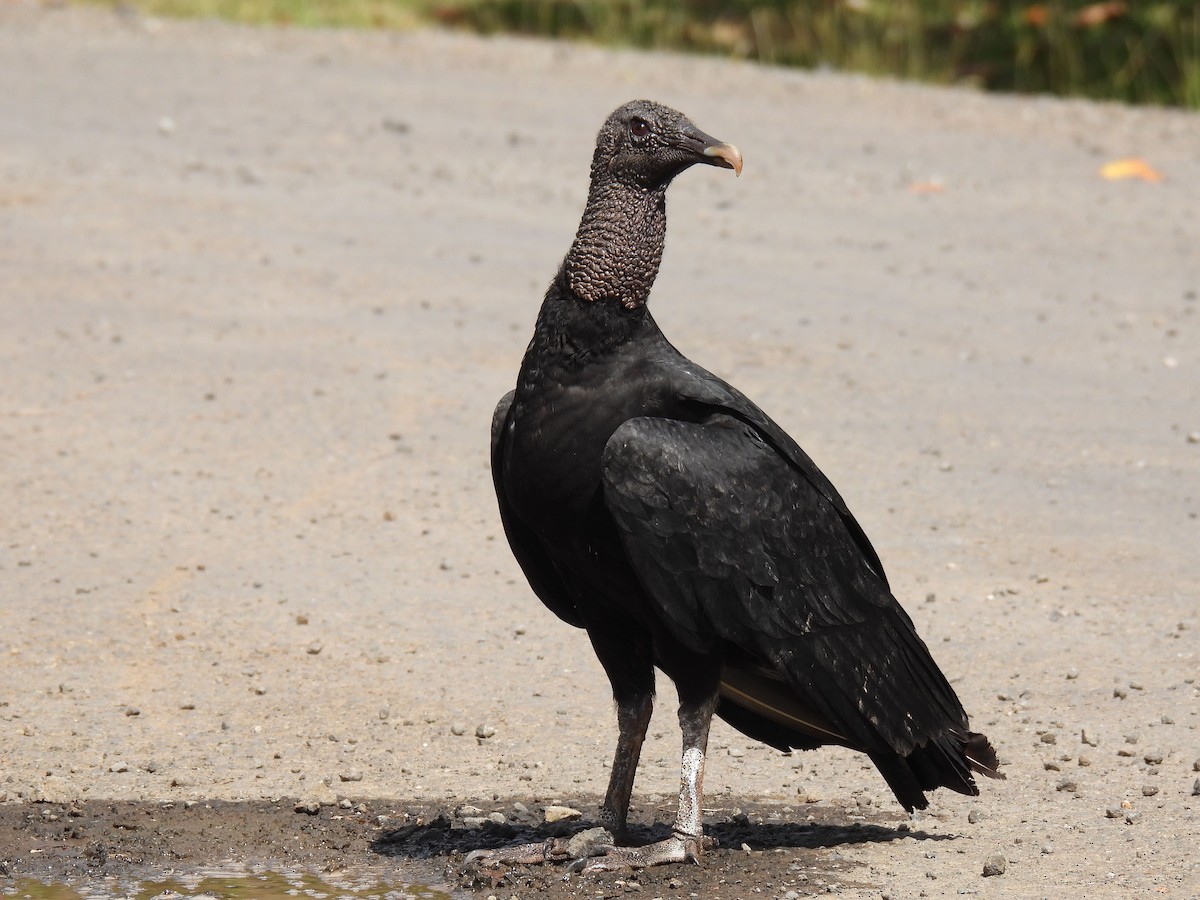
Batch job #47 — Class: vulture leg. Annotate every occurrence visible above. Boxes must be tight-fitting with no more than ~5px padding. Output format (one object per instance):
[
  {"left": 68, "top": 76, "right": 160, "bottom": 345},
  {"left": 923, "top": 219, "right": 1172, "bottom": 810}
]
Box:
[
  {"left": 581, "top": 662, "right": 721, "bottom": 871},
  {"left": 591, "top": 620, "right": 656, "bottom": 840},
  {"left": 466, "top": 619, "right": 655, "bottom": 870}
]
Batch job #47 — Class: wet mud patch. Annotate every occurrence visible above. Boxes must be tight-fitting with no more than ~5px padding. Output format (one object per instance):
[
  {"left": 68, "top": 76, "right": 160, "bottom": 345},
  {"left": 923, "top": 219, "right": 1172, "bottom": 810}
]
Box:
[
  {"left": 0, "top": 798, "right": 947, "bottom": 898},
  {"left": 375, "top": 798, "right": 941, "bottom": 899}
]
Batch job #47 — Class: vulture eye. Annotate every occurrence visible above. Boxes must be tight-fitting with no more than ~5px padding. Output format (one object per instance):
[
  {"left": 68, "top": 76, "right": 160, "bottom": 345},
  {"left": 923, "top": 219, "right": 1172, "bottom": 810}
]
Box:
[{"left": 630, "top": 117, "right": 650, "bottom": 138}]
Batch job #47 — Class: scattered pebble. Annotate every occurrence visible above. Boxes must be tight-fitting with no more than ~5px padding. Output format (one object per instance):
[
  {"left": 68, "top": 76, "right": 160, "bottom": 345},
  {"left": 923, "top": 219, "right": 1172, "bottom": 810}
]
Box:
[
  {"left": 450, "top": 722, "right": 466, "bottom": 736},
  {"left": 1113, "top": 687, "right": 1127, "bottom": 699},
  {"left": 1040, "top": 732, "right": 1057, "bottom": 745},
  {"left": 1065, "top": 668, "right": 1079, "bottom": 680},
  {"left": 982, "top": 853, "right": 1007, "bottom": 877},
  {"left": 1078, "top": 754, "right": 1093, "bottom": 767},
  {"left": 1160, "top": 714, "right": 1174, "bottom": 725},
  {"left": 1143, "top": 748, "right": 1164, "bottom": 765},
  {"left": 1104, "top": 805, "right": 1123, "bottom": 819},
  {"left": 1192, "top": 779, "right": 1200, "bottom": 797},
  {"left": 566, "top": 826, "right": 613, "bottom": 858},
  {"left": 488, "top": 812, "right": 506, "bottom": 825},
  {"left": 1056, "top": 777, "right": 1078, "bottom": 792},
  {"left": 294, "top": 800, "right": 321, "bottom": 815},
  {"left": 158, "top": 116, "right": 175, "bottom": 135},
  {"left": 1141, "top": 784, "right": 1158, "bottom": 797},
  {"left": 1124, "top": 734, "right": 1139, "bottom": 744},
  {"left": 1081, "top": 728, "right": 1099, "bottom": 747},
  {"left": 543, "top": 805, "right": 583, "bottom": 823},
  {"left": 1041, "top": 844, "right": 1054, "bottom": 855},
  {"left": 124, "top": 708, "right": 140, "bottom": 717},
  {"left": 967, "top": 808, "right": 983, "bottom": 824},
  {"left": 306, "top": 640, "right": 323, "bottom": 655},
  {"left": 475, "top": 723, "right": 496, "bottom": 739},
  {"left": 339, "top": 770, "right": 363, "bottom": 783},
  {"left": 109, "top": 761, "right": 129, "bottom": 773}
]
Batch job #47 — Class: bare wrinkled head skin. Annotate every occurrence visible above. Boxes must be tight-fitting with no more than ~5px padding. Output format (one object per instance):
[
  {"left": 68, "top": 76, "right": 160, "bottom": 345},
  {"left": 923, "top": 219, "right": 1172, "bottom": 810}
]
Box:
[
  {"left": 564, "top": 100, "right": 741, "bottom": 308},
  {"left": 590, "top": 99, "right": 742, "bottom": 188}
]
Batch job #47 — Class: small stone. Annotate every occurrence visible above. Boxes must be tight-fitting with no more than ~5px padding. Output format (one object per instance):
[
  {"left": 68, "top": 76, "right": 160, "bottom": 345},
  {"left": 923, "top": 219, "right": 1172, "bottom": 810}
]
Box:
[
  {"left": 512, "top": 801, "right": 528, "bottom": 814},
  {"left": 1113, "top": 687, "right": 1127, "bottom": 699},
  {"left": 967, "top": 808, "right": 983, "bottom": 824},
  {"left": 1041, "top": 844, "right": 1054, "bottom": 855},
  {"left": 457, "top": 805, "right": 484, "bottom": 817},
  {"left": 1105, "top": 805, "right": 1123, "bottom": 818},
  {"left": 295, "top": 614, "right": 309, "bottom": 625},
  {"left": 338, "top": 798, "right": 353, "bottom": 809},
  {"left": 1128, "top": 680, "right": 1144, "bottom": 691},
  {"left": 543, "top": 805, "right": 583, "bottom": 823},
  {"left": 1065, "top": 668, "right": 1079, "bottom": 680},
  {"left": 158, "top": 116, "right": 175, "bottom": 135},
  {"left": 487, "top": 812, "right": 506, "bottom": 825},
  {"left": 450, "top": 722, "right": 466, "bottom": 736},
  {"left": 1190, "top": 778, "right": 1200, "bottom": 796},
  {"left": 1081, "top": 728, "right": 1098, "bottom": 747},
  {"left": 1194, "top": 758, "right": 1200, "bottom": 773},
  {"left": 727, "top": 747, "right": 745, "bottom": 758},
  {"left": 294, "top": 800, "right": 321, "bottom": 815},
  {"left": 566, "top": 826, "right": 613, "bottom": 858},
  {"left": 1160, "top": 714, "right": 1174, "bottom": 725},
  {"left": 306, "top": 640, "right": 323, "bottom": 655},
  {"left": 339, "top": 770, "right": 363, "bottom": 783},
  {"left": 1056, "top": 777, "right": 1078, "bottom": 792},
  {"left": 1078, "top": 754, "right": 1093, "bottom": 767},
  {"left": 475, "top": 723, "right": 496, "bottom": 739},
  {"left": 981, "top": 853, "right": 1007, "bottom": 877},
  {"left": 180, "top": 701, "right": 196, "bottom": 710},
  {"left": 1043, "top": 761, "right": 1061, "bottom": 771},
  {"left": 1124, "top": 811, "right": 1140, "bottom": 825},
  {"left": 461, "top": 816, "right": 488, "bottom": 830},
  {"left": 1141, "top": 784, "right": 1158, "bottom": 797},
  {"left": 1040, "top": 732, "right": 1057, "bottom": 744},
  {"left": 124, "top": 707, "right": 140, "bottom": 717},
  {"left": 1143, "top": 748, "right": 1164, "bottom": 765},
  {"left": 1124, "top": 734, "right": 1139, "bottom": 744},
  {"left": 109, "top": 761, "right": 129, "bottom": 773}
]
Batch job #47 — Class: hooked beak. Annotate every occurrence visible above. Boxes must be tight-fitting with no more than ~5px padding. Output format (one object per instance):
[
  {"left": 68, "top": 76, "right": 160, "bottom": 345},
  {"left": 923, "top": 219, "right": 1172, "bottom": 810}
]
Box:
[{"left": 677, "top": 125, "right": 744, "bottom": 177}]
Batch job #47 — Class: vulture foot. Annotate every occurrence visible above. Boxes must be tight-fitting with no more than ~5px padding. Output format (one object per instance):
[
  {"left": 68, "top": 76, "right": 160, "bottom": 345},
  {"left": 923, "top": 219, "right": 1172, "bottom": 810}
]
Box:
[
  {"left": 578, "top": 832, "right": 717, "bottom": 871},
  {"left": 465, "top": 826, "right": 616, "bottom": 869}
]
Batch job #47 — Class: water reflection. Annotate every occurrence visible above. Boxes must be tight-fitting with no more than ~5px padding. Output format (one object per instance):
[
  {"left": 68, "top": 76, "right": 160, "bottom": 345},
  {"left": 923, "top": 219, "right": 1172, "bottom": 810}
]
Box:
[{"left": 3, "top": 868, "right": 452, "bottom": 900}]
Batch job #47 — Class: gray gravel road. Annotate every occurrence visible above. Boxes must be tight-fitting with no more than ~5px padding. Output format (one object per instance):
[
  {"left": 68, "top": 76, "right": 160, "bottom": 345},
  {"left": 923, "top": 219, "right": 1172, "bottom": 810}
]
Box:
[{"left": 2, "top": 3, "right": 1198, "bottom": 897}]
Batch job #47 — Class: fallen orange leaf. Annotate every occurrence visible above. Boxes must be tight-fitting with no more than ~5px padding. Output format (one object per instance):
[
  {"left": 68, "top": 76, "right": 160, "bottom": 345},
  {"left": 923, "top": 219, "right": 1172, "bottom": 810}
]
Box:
[
  {"left": 1099, "top": 158, "right": 1162, "bottom": 182},
  {"left": 907, "top": 181, "right": 944, "bottom": 195}
]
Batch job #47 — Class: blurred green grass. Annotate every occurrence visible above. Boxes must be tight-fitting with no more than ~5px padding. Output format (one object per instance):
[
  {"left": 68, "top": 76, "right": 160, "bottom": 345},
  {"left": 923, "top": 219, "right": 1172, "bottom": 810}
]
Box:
[{"left": 81, "top": 1, "right": 1200, "bottom": 107}]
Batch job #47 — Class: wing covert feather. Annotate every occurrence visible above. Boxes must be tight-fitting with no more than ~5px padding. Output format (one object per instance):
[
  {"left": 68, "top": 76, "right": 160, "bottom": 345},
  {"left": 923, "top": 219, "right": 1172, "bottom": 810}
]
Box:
[{"left": 602, "top": 415, "right": 970, "bottom": 757}]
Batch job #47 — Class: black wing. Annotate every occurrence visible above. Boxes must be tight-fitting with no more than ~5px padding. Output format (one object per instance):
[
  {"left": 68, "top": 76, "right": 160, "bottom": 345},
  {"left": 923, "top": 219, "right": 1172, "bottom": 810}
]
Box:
[
  {"left": 601, "top": 411, "right": 993, "bottom": 809},
  {"left": 491, "top": 391, "right": 583, "bottom": 628}
]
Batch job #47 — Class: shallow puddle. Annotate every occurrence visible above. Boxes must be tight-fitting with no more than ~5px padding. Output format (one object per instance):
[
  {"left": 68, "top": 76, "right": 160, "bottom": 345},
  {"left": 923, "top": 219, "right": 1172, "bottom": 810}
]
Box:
[{"left": 3, "top": 868, "right": 452, "bottom": 900}]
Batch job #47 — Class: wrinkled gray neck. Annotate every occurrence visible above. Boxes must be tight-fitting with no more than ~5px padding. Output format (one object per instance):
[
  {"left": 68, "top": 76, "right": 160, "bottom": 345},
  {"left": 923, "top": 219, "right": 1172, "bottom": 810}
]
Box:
[{"left": 563, "top": 175, "right": 667, "bottom": 309}]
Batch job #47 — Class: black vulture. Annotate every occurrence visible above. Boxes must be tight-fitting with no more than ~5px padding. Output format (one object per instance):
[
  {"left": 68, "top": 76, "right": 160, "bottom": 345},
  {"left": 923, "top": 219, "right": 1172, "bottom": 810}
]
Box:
[{"left": 481, "top": 100, "right": 1001, "bottom": 870}]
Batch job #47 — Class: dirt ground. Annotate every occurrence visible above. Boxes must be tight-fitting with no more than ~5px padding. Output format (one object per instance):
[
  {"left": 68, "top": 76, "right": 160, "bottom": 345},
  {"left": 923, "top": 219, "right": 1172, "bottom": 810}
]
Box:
[{"left": 1, "top": 2, "right": 1198, "bottom": 898}]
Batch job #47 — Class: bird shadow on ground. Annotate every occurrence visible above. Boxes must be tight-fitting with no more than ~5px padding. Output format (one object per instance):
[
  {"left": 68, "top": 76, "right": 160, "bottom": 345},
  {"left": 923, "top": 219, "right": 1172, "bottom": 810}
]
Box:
[
  {"left": 371, "top": 799, "right": 955, "bottom": 897},
  {"left": 370, "top": 798, "right": 950, "bottom": 862}
]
